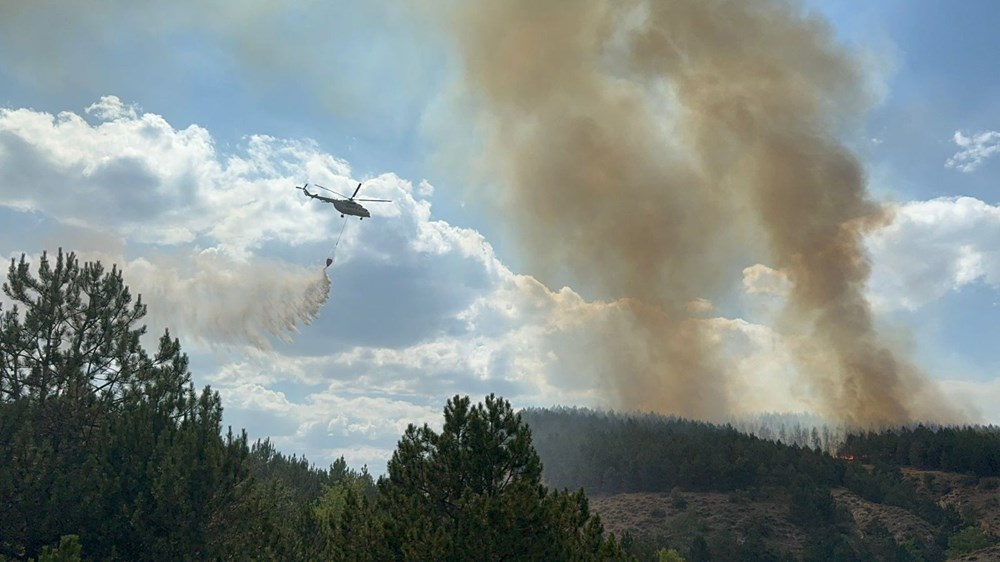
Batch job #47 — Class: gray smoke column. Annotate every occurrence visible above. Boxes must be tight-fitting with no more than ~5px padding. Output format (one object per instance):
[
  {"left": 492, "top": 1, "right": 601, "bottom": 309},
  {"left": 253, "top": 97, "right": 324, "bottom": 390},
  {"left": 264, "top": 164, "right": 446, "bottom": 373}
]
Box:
[{"left": 440, "top": 0, "right": 961, "bottom": 425}]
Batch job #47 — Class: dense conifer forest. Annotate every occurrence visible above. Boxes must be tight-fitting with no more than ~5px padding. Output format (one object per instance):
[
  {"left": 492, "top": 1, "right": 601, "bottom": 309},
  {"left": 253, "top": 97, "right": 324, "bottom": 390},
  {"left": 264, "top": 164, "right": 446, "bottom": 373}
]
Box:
[
  {"left": 841, "top": 426, "right": 1000, "bottom": 477},
  {"left": 522, "top": 408, "right": 999, "bottom": 561},
  {"left": 2, "top": 251, "right": 998, "bottom": 561}
]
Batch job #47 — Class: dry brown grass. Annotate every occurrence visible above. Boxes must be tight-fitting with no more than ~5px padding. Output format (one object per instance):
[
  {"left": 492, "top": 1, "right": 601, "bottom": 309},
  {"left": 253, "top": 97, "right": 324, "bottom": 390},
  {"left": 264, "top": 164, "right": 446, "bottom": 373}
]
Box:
[
  {"left": 902, "top": 468, "right": 1000, "bottom": 536},
  {"left": 590, "top": 468, "right": 1000, "bottom": 559},
  {"left": 830, "top": 488, "right": 936, "bottom": 543},
  {"left": 590, "top": 490, "right": 807, "bottom": 553}
]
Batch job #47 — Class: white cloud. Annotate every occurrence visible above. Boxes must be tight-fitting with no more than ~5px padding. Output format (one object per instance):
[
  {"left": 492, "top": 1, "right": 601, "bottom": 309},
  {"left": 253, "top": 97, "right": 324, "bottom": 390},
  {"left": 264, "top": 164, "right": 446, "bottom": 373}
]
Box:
[
  {"left": 0, "top": 97, "right": 629, "bottom": 472},
  {"left": 945, "top": 130, "right": 1000, "bottom": 173},
  {"left": 866, "top": 197, "right": 1000, "bottom": 310},
  {"left": 0, "top": 99, "right": 515, "bottom": 353},
  {"left": 938, "top": 377, "right": 1000, "bottom": 425},
  {"left": 215, "top": 377, "right": 444, "bottom": 470},
  {"left": 85, "top": 95, "right": 139, "bottom": 121},
  {"left": 0, "top": 98, "right": 355, "bottom": 254},
  {"left": 742, "top": 263, "right": 791, "bottom": 297}
]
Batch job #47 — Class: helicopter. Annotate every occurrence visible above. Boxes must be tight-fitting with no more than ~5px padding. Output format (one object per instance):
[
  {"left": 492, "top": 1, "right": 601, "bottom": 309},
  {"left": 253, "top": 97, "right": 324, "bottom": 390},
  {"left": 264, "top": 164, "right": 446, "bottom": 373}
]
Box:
[{"left": 296, "top": 182, "right": 391, "bottom": 219}]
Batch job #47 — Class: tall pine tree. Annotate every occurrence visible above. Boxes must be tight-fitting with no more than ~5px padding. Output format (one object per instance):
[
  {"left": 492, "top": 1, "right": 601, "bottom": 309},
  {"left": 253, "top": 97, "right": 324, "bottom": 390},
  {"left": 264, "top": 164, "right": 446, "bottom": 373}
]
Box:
[
  {"left": 0, "top": 250, "right": 251, "bottom": 560},
  {"left": 375, "top": 394, "right": 630, "bottom": 561}
]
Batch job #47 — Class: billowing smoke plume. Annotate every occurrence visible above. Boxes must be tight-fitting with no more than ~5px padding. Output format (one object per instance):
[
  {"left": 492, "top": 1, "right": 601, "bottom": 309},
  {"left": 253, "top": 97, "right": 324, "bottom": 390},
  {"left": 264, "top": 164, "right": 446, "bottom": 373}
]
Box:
[{"left": 441, "top": 0, "right": 961, "bottom": 425}]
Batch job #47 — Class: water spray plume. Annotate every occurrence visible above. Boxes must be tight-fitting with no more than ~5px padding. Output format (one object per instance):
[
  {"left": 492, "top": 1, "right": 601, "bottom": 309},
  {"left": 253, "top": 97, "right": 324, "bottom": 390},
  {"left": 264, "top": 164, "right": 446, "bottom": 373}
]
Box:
[
  {"left": 121, "top": 252, "right": 331, "bottom": 350},
  {"left": 441, "top": 0, "right": 964, "bottom": 426}
]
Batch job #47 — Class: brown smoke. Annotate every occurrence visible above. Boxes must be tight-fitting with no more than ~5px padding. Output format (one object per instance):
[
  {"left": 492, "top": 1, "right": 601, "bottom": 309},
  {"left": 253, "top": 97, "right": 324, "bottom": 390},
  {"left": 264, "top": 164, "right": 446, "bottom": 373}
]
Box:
[{"left": 440, "top": 0, "right": 963, "bottom": 425}]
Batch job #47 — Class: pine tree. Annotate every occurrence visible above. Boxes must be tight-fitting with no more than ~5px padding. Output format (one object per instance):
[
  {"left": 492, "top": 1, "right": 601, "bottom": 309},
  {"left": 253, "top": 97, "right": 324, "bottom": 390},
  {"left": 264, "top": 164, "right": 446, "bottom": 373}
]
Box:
[
  {"left": 0, "top": 250, "right": 251, "bottom": 560},
  {"left": 0, "top": 250, "right": 146, "bottom": 557},
  {"left": 376, "top": 394, "right": 631, "bottom": 561},
  {"left": 0, "top": 250, "right": 146, "bottom": 407}
]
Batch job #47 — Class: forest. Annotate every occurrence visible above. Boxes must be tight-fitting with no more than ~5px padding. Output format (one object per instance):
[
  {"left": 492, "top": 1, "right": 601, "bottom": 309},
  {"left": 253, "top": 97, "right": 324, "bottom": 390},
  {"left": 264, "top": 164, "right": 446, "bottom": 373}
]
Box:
[
  {"left": 522, "top": 407, "right": 1000, "bottom": 561},
  {"left": 1, "top": 250, "right": 997, "bottom": 561},
  {"left": 841, "top": 425, "right": 1000, "bottom": 477}
]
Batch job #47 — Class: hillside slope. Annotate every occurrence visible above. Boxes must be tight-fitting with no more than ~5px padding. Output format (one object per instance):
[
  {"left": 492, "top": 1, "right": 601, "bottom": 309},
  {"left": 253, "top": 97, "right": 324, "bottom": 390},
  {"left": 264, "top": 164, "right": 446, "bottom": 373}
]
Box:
[
  {"left": 524, "top": 407, "right": 1000, "bottom": 561},
  {"left": 589, "top": 475, "right": 1000, "bottom": 561}
]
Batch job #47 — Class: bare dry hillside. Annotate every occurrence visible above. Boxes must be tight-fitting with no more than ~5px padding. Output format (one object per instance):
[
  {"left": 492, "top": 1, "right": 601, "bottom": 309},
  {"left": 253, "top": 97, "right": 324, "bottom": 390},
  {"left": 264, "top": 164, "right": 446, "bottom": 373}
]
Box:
[
  {"left": 903, "top": 469, "right": 1000, "bottom": 535},
  {"left": 591, "top": 468, "right": 1000, "bottom": 560},
  {"left": 831, "top": 487, "right": 937, "bottom": 544},
  {"left": 592, "top": 490, "right": 807, "bottom": 554}
]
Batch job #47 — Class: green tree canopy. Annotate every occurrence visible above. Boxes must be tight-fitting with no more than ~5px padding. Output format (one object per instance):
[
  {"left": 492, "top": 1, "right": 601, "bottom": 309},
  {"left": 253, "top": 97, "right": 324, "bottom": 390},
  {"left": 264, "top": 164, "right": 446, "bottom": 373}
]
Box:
[
  {"left": 0, "top": 250, "right": 251, "bottom": 561},
  {"left": 375, "top": 394, "right": 630, "bottom": 561},
  {"left": 0, "top": 249, "right": 146, "bottom": 406},
  {"left": 946, "top": 526, "right": 992, "bottom": 559}
]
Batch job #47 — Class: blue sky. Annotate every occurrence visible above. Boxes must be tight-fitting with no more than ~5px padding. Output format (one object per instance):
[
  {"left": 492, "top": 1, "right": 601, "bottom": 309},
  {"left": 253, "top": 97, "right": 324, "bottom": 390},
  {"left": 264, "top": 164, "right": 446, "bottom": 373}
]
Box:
[
  {"left": 823, "top": 0, "right": 1000, "bottom": 383},
  {"left": 1, "top": 1, "right": 998, "bottom": 472}
]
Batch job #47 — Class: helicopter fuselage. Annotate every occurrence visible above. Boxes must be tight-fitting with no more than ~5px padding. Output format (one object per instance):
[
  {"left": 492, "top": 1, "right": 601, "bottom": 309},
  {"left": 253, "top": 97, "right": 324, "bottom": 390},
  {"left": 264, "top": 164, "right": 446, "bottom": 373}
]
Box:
[
  {"left": 301, "top": 188, "right": 372, "bottom": 218},
  {"left": 332, "top": 198, "right": 371, "bottom": 218}
]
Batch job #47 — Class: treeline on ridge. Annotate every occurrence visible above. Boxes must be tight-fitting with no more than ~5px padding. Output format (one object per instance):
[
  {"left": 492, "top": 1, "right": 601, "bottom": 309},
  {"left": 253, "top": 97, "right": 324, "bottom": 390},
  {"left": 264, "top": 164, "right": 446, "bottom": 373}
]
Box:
[
  {"left": 841, "top": 424, "right": 1000, "bottom": 477},
  {"left": 523, "top": 407, "right": 843, "bottom": 494}
]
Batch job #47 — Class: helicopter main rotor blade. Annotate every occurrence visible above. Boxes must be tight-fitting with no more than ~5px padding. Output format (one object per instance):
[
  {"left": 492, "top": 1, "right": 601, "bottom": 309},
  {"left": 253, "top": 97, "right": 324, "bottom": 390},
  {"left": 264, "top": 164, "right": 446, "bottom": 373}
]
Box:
[
  {"left": 314, "top": 184, "right": 348, "bottom": 198},
  {"left": 354, "top": 198, "right": 392, "bottom": 202},
  {"left": 351, "top": 182, "right": 363, "bottom": 199}
]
